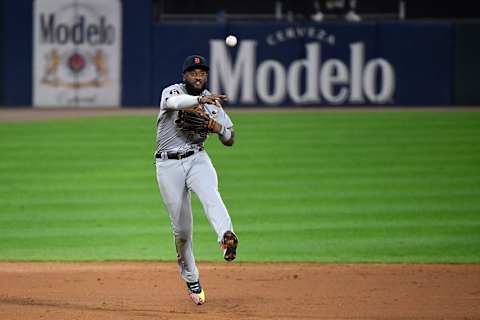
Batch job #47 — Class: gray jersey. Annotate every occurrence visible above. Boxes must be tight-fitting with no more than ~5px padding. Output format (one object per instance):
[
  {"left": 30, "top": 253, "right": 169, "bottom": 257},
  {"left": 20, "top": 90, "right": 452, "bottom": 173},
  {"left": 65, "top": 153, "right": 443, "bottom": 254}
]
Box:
[{"left": 155, "top": 83, "right": 233, "bottom": 154}]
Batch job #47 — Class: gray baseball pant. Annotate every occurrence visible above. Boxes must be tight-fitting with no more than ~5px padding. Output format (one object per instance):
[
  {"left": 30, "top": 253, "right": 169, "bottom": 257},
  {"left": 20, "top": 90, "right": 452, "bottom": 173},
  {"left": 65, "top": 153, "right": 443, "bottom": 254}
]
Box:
[{"left": 155, "top": 150, "right": 233, "bottom": 283}]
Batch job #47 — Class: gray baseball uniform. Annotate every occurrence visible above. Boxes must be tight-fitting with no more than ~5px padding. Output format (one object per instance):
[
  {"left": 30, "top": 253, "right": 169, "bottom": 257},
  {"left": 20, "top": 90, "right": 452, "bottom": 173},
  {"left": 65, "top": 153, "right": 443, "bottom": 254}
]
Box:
[{"left": 155, "top": 82, "right": 234, "bottom": 283}]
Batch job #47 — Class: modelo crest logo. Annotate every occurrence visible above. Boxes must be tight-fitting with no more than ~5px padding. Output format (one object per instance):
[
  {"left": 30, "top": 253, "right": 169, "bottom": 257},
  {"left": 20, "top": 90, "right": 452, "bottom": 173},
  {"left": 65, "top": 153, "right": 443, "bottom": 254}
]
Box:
[
  {"left": 209, "top": 27, "right": 395, "bottom": 105},
  {"left": 33, "top": 0, "right": 122, "bottom": 107}
]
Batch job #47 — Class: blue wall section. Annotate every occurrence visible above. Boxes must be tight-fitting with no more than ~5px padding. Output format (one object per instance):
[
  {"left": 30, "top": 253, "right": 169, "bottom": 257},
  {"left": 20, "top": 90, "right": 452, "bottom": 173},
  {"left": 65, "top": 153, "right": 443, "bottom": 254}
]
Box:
[
  {"left": 152, "top": 22, "right": 381, "bottom": 106},
  {"left": 152, "top": 21, "right": 453, "bottom": 106},
  {"left": 0, "top": 0, "right": 33, "bottom": 106},
  {"left": 152, "top": 23, "right": 223, "bottom": 106},
  {"left": 377, "top": 22, "right": 452, "bottom": 106},
  {"left": 0, "top": 1, "right": 3, "bottom": 103},
  {"left": 0, "top": 1, "right": 465, "bottom": 107},
  {"left": 454, "top": 21, "right": 480, "bottom": 105},
  {"left": 121, "top": 0, "right": 152, "bottom": 106}
]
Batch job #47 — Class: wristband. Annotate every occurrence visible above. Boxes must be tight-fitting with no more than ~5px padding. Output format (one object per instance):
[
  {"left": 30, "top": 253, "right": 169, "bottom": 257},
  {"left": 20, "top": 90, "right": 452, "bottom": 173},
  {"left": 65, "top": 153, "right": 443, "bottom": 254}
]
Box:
[{"left": 219, "top": 126, "right": 232, "bottom": 141}]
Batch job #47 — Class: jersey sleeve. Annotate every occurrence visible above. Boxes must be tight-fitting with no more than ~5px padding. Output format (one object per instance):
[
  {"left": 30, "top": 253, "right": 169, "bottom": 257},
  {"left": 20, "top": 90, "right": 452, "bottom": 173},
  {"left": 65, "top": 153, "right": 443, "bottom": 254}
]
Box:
[{"left": 160, "top": 85, "right": 182, "bottom": 109}]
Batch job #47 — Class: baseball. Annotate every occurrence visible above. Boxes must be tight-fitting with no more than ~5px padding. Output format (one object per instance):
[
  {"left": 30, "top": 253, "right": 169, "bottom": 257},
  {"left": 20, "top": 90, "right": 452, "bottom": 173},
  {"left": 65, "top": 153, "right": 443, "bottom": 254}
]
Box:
[{"left": 225, "top": 35, "right": 237, "bottom": 47}]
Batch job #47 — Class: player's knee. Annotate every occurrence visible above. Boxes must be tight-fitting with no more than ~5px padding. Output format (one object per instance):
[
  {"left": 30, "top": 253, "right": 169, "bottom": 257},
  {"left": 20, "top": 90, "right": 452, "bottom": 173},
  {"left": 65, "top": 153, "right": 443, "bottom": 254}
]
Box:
[
  {"left": 173, "top": 229, "right": 191, "bottom": 242},
  {"left": 175, "top": 237, "right": 187, "bottom": 248}
]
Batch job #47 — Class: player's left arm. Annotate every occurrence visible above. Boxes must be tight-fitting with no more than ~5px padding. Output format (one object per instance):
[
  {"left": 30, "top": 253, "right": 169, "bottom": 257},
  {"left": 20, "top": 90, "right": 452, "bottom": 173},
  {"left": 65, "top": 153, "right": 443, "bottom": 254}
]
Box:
[
  {"left": 205, "top": 116, "right": 234, "bottom": 146},
  {"left": 214, "top": 105, "right": 234, "bottom": 147}
]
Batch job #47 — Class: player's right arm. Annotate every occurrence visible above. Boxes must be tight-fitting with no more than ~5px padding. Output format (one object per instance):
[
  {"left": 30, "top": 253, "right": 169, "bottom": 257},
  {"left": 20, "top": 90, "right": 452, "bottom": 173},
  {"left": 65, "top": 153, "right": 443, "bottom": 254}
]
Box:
[
  {"left": 166, "top": 94, "right": 227, "bottom": 110},
  {"left": 165, "top": 95, "right": 199, "bottom": 110},
  {"left": 161, "top": 85, "right": 226, "bottom": 110},
  {"left": 160, "top": 85, "right": 196, "bottom": 110}
]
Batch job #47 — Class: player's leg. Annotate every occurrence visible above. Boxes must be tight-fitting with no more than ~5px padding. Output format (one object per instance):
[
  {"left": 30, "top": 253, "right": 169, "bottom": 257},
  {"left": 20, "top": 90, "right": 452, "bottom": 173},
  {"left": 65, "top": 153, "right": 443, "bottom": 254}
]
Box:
[
  {"left": 174, "top": 190, "right": 200, "bottom": 282},
  {"left": 176, "top": 190, "right": 206, "bottom": 305},
  {"left": 187, "top": 151, "right": 238, "bottom": 261},
  {"left": 187, "top": 151, "right": 233, "bottom": 241},
  {"left": 155, "top": 159, "right": 199, "bottom": 282}
]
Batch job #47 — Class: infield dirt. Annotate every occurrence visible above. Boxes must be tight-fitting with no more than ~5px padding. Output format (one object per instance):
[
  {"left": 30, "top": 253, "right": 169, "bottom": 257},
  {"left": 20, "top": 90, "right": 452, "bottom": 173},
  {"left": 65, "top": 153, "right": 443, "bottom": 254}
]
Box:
[{"left": 1, "top": 262, "right": 479, "bottom": 320}]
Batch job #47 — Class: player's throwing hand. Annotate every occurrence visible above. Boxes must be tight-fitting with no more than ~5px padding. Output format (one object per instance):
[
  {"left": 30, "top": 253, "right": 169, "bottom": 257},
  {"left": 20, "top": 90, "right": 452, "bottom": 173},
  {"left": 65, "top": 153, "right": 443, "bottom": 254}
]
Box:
[{"left": 198, "top": 94, "right": 227, "bottom": 105}]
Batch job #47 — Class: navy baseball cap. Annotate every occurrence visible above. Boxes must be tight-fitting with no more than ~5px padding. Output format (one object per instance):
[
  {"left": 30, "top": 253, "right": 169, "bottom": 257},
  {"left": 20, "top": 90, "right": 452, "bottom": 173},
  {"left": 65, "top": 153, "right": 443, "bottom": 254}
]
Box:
[{"left": 182, "top": 55, "right": 209, "bottom": 73}]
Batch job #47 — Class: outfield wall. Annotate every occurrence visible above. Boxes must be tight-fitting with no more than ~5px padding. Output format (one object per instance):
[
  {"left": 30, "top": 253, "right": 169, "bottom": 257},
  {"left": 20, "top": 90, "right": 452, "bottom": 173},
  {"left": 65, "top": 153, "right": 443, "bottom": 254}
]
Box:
[
  {"left": 0, "top": 0, "right": 479, "bottom": 107},
  {"left": 152, "top": 21, "right": 452, "bottom": 107},
  {"left": 0, "top": 2, "right": 2, "bottom": 103},
  {"left": 0, "top": 0, "right": 33, "bottom": 106},
  {"left": 454, "top": 21, "right": 480, "bottom": 106}
]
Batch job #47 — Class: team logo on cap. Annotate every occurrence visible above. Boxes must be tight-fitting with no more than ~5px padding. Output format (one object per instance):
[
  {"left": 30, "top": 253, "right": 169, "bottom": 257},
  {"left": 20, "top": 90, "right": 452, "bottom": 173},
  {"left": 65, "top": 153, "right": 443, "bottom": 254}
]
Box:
[{"left": 194, "top": 57, "right": 200, "bottom": 64}]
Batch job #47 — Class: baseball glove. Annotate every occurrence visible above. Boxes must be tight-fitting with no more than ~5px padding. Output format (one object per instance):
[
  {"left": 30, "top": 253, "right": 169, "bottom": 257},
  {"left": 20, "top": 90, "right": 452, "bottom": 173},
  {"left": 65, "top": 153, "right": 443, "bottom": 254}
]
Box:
[{"left": 175, "top": 106, "right": 222, "bottom": 134}]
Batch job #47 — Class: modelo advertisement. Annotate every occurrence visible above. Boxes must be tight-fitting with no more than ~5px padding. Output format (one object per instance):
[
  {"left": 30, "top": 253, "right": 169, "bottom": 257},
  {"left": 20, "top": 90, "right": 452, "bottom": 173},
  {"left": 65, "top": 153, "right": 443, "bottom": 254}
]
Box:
[
  {"left": 153, "top": 22, "right": 452, "bottom": 106},
  {"left": 33, "top": 0, "right": 122, "bottom": 107}
]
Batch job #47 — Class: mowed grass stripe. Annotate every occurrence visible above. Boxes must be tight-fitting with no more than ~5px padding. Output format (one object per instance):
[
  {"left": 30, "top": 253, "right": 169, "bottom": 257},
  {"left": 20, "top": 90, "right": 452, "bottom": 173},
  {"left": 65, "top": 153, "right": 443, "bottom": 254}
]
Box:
[
  {"left": 1, "top": 182, "right": 478, "bottom": 198},
  {"left": 2, "top": 164, "right": 477, "bottom": 178},
  {"left": 1, "top": 185, "right": 479, "bottom": 198},
  {"left": 1, "top": 206, "right": 477, "bottom": 225},
  {"left": 1, "top": 219, "right": 479, "bottom": 238},
  {"left": 1, "top": 178, "right": 478, "bottom": 193},
  {"left": 1, "top": 223, "right": 477, "bottom": 262},
  {"left": 1, "top": 111, "right": 479, "bottom": 262},
  {"left": 3, "top": 197, "right": 478, "bottom": 218}
]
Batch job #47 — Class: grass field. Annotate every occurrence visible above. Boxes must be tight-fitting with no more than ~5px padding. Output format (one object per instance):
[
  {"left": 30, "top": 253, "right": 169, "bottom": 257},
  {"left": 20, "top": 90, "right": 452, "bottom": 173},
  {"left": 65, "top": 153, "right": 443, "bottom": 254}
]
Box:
[{"left": 1, "top": 111, "right": 479, "bottom": 263}]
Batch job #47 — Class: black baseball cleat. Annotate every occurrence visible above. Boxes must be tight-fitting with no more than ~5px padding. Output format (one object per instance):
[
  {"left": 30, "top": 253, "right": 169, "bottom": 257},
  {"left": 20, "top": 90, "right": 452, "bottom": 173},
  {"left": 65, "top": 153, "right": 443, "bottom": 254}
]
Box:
[
  {"left": 186, "top": 281, "right": 205, "bottom": 305},
  {"left": 221, "top": 231, "right": 238, "bottom": 262}
]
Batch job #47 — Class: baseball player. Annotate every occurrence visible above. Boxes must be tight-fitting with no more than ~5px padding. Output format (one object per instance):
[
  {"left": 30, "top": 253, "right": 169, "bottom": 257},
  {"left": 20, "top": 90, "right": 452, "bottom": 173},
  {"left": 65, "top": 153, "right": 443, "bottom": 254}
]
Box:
[{"left": 154, "top": 55, "right": 238, "bottom": 305}]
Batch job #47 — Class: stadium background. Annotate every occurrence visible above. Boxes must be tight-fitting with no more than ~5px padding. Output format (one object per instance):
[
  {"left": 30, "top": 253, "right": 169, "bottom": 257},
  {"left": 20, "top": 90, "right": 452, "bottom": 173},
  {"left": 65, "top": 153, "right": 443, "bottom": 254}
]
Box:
[
  {"left": 0, "top": 1, "right": 480, "bottom": 319},
  {"left": 1, "top": 0, "right": 480, "bottom": 107}
]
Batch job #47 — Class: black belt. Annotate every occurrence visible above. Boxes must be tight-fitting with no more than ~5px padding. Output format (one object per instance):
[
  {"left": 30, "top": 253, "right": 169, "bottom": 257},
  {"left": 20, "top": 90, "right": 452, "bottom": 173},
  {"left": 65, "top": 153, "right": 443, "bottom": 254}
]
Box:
[{"left": 156, "top": 147, "right": 203, "bottom": 160}]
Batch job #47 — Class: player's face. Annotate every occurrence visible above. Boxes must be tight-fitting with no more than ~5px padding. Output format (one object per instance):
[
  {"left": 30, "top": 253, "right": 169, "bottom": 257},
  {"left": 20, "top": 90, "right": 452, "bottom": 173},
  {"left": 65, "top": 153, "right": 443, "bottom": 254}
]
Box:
[{"left": 183, "top": 68, "right": 208, "bottom": 92}]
